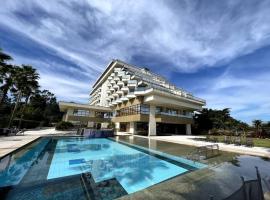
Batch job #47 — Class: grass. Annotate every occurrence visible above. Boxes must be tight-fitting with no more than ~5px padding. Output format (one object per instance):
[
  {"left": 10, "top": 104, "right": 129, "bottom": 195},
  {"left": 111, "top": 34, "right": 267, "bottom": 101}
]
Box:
[{"left": 203, "top": 135, "right": 270, "bottom": 148}]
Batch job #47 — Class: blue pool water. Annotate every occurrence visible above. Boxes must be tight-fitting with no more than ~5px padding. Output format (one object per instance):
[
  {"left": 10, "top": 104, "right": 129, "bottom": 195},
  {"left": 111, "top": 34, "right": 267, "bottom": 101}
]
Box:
[
  {"left": 0, "top": 137, "right": 207, "bottom": 199},
  {"left": 47, "top": 138, "right": 191, "bottom": 194},
  {"left": 0, "top": 138, "right": 50, "bottom": 187}
]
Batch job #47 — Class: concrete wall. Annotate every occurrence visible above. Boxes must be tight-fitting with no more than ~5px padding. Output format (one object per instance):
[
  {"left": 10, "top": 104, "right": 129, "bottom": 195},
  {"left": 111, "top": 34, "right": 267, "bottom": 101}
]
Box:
[
  {"left": 148, "top": 105, "right": 156, "bottom": 136},
  {"left": 100, "top": 80, "right": 109, "bottom": 106},
  {"left": 186, "top": 124, "right": 192, "bottom": 135},
  {"left": 129, "top": 122, "right": 136, "bottom": 134}
]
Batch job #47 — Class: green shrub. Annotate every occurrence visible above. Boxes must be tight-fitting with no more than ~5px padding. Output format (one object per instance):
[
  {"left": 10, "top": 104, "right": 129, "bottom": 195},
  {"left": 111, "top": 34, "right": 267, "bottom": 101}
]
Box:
[{"left": 55, "top": 121, "right": 74, "bottom": 130}]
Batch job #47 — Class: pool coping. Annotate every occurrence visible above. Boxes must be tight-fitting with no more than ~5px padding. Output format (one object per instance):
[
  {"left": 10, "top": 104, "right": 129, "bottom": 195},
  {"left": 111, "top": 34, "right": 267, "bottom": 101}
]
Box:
[{"left": 0, "top": 136, "right": 41, "bottom": 160}]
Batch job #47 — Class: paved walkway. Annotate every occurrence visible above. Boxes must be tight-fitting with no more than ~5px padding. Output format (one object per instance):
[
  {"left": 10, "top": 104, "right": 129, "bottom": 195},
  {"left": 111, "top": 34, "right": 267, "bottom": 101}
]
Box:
[
  {"left": 0, "top": 128, "right": 74, "bottom": 158},
  {"left": 141, "top": 135, "right": 270, "bottom": 158},
  {"left": 2, "top": 130, "right": 270, "bottom": 159}
]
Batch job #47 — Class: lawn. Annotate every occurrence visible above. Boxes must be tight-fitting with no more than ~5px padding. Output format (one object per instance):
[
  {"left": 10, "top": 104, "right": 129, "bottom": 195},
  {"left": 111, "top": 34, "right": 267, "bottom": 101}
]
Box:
[{"left": 202, "top": 135, "right": 270, "bottom": 148}]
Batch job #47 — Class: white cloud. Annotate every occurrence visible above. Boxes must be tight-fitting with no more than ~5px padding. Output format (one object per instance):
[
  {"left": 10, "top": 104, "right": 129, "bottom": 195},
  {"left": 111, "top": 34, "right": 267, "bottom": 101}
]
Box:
[
  {"left": 1, "top": 0, "right": 270, "bottom": 122},
  {"left": 39, "top": 72, "right": 90, "bottom": 102},
  {"left": 197, "top": 68, "right": 270, "bottom": 123},
  {"left": 1, "top": 0, "right": 270, "bottom": 72}
]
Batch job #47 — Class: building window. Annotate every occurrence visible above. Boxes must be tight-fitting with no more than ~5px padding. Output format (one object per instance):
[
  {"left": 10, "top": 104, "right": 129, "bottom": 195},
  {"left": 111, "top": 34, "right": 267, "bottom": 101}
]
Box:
[
  {"left": 95, "top": 112, "right": 113, "bottom": 118},
  {"left": 73, "top": 109, "right": 89, "bottom": 116},
  {"left": 156, "top": 106, "right": 162, "bottom": 114},
  {"left": 141, "top": 104, "right": 150, "bottom": 114},
  {"left": 116, "top": 104, "right": 150, "bottom": 116}
]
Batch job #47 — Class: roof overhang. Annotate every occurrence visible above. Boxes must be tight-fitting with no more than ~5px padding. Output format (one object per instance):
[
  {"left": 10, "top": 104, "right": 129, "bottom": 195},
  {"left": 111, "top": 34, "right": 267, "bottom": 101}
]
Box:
[
  {"left": 143, "top": 90, "right": 205, "bottom": 110},
  {"left": 59, "top": 101, "right": 112, "bottom": 112}
]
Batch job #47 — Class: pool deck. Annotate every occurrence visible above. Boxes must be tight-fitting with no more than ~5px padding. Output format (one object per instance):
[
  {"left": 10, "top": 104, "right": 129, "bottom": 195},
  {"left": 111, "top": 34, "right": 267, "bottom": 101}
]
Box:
[
  {"left": 1, "top": 130, "right": 270, "bottom": 159},
  {"left": 0, "top": 128, "right": 74, "bottom": 158},
  {"left": 133, "top": 135, "right": 270, "bottom": 158}
]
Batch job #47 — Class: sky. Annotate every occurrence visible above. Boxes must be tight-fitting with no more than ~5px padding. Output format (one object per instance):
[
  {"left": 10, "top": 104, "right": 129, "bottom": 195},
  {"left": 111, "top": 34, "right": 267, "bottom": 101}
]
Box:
[{"left": 0, "top": 0, "right": 270, "bottom": 124}]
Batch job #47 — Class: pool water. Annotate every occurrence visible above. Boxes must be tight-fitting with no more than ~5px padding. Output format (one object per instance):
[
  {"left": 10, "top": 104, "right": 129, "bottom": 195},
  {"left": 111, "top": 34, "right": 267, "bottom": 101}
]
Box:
[{"left": 0, "top": 137, "right": 206, "bottom": 199}]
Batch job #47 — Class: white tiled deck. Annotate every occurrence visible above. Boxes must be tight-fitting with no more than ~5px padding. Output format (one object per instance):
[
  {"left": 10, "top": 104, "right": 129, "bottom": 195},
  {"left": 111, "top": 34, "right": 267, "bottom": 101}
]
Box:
[
  {"left": 134, "top": 135, "right": 270, "bottom": 158},
  {"left": 0, "top": 128, "right": 74, "bottom": 157}
]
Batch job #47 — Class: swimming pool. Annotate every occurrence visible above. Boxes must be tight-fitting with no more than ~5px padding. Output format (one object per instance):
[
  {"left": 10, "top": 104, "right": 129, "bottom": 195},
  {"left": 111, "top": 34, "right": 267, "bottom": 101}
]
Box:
[{"left": 0, "top": 137, "right": 206, "bottom": 200}]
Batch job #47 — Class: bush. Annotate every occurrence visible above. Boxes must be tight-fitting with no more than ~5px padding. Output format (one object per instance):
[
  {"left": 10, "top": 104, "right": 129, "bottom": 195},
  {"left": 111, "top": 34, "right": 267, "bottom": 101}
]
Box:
[{"left": 55, "top": 121, "right": 74, "bottom": 130}]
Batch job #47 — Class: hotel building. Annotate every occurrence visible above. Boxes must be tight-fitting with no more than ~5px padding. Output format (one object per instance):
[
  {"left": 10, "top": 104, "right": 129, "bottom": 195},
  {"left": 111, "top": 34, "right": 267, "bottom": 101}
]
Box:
[{"left": 59, "top": 60, "right": 205, "bottom": 136}]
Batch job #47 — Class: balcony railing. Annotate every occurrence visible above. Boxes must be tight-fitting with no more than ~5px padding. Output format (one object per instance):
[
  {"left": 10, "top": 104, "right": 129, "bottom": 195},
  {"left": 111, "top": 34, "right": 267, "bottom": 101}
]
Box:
[
  {"left": 134, "top": 85, "right": 205, "bottom": 104},
  {"left": 157, "top": 112, "right": 193, "bottom": 118}
]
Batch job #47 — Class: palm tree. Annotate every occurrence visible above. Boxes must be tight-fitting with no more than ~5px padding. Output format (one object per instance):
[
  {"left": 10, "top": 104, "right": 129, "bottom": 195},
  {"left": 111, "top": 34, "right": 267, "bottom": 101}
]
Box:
[
  {"left": 8, "top": 65, "right": 40, "bottom": 128},
  {"left": 252, "top": 119, "right": 262, "bottom": 138},
  {"left": 0, "top": 48, "right": 12, "bottom": 69},
  {"left": 0, "top": 49, "right": 14, "bottom": 105}
]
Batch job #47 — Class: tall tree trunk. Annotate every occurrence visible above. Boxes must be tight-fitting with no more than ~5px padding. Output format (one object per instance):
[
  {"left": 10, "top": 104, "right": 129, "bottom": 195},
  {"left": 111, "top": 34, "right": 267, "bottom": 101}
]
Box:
[
  {"left": 18, "top": 95, "right": 30, "bottom": 129},
  {"left": 0, "top": 86, "right": 9, "bottom": 106},
  {"left": 8, "top": 91, "right": 22, "bottom": 128}
]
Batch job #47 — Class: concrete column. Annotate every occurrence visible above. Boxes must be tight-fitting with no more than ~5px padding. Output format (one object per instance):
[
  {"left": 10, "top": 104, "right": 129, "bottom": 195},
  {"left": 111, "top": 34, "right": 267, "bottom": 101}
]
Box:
[
  {"left": 115, "top": 122, "right": 120, "bottom": 133},
  {"left": 65, "top": 108, "right": 73, "bottom": 121},
  {"left": 148, "top": 105, "right": 156, "bottom": 136},
  {"left": 87, "top": 122, "right": 94, "bottom": 128},
  {"left": 129, "top": 122, "right": 136, "bottom": 135},
  {"left": 129, "top": 135, "right": 134, "bottom": 143},
  {"left": 186, "top": 124, "right": 192, "bottom": 135},
  {"left": 148, "top": 138, "right": 157, "bottom": 149}
]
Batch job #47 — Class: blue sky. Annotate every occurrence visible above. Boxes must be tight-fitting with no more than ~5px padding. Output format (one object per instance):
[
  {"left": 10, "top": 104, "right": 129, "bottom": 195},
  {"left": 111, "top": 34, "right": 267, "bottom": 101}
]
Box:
[{"left": 0, "top": 0, "right": 270, "bottom": 123}]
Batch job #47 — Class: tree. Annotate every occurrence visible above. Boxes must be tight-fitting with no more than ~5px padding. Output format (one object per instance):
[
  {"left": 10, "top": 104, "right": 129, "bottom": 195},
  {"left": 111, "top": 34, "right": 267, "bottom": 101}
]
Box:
[
  {"left": 8, "top": 65, "right": 40, "bottom": 128},
  {"left": 261, "top": 121, "right": 270, "bottom": 138},
  {"left": 0, "top": 47, "right": 62, "bottom": 129},
  {"left": 252, "top": 119, "right": 262, "bottom": 138},
  {"left": 194, "top": 108, "right": 249, "bottom": 135},
  {"left": 0, "top": 49, "right": 15, "bottom": 105},
  {"left": 19, "top": 90, "right": 62, "bottom": 127}
]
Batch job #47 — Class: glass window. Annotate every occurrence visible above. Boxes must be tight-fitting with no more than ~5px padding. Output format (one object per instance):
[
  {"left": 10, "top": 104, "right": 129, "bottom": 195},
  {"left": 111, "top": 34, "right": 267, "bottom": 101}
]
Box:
[
  {"left": 156, "top": 106, "right": 162, "bottom": 114},
  {"left": 141, "top": 104, "right": 149, "bottom": 114},
  {"left": 73, "top": 109, "right": 89, "bottom": 116}
]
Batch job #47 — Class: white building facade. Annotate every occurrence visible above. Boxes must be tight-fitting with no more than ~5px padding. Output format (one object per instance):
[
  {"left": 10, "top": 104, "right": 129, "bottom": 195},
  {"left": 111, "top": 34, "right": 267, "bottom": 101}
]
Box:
[{"left": 87, "top": 59, "right": 206, "bottom": 136}]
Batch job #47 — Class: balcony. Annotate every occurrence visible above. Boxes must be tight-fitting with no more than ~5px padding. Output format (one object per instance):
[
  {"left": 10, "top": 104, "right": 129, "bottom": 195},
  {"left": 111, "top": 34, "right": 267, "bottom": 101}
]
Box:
[
  {"left": 114, "top": 77, "right": 120, "bottom": 81},
  {"left": 132, "top": 84, "right": 205, "bottom": 104},
  {"left": 120, "top": 96, "right": 129, "bottom": 101},
  {"left": 113, "top": 85, "right": 119, "bottom": 89},
  {"left": 121, "top": 87, "right": 129, "bottom": 92},
  {"left": 116, "top": 90, "right": 124, "bottom": 95},
  {"left": 110, "top": 80, "right": 116, "bottom": 85},
  {"left": 134, "top": 86, "right": 152, "bottom": 96},
  {"left": 127, "top": 92, "right": 136, "bottom": 99},
  {"left": 116, "top": 98, "right": 122, "bottom": 103},
  {"left": 114, "top": 68, "right": 121, "bottom": 72},
  {"left": 122, "top": 75, "right": 130, "bottom": 82},
  {"left": 157, "top": 111, "right": 193, "bottom": 118},
  {"left": 117, "top": 81, "right": 124, "bottom": 86},
  {"left": 127, "top": 80, "right": 137, "bottom": 87},
  {"left": 118, "top": 71, "right": 126, "bottom": 77},
  {"left": 112, "top": 93, "right": 119, "bottom": 97}
]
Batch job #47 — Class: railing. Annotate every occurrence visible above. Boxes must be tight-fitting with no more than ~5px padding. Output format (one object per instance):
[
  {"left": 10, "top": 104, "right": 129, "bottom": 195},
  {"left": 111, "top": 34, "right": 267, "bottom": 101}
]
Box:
[
  {"left": 158, "top": 112, "right": 193, "bottom": 118},
  {"left": 134, "top": 85, "right": 205, "bottom": 104}
]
